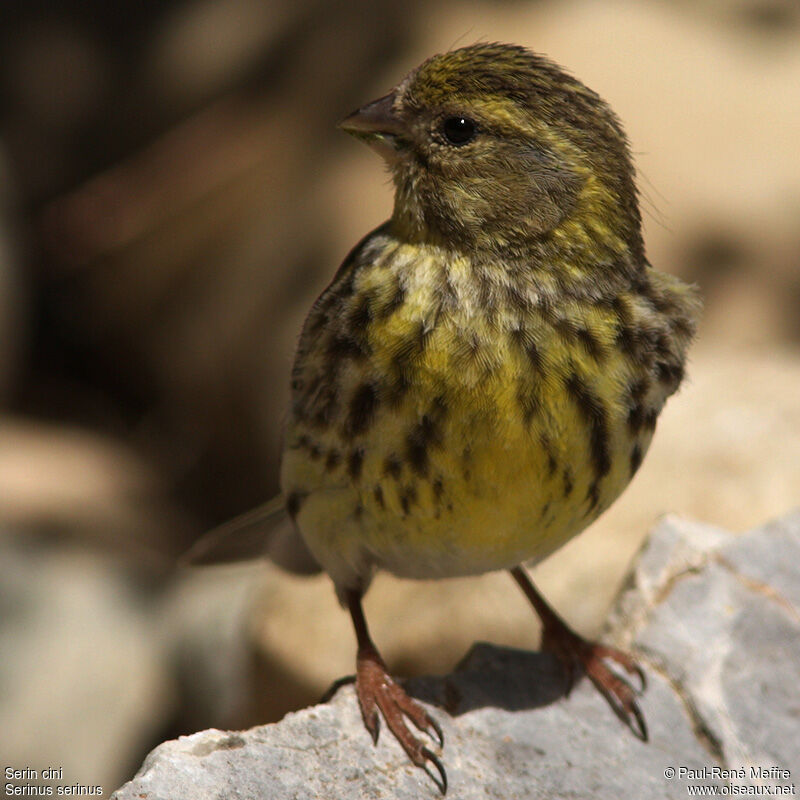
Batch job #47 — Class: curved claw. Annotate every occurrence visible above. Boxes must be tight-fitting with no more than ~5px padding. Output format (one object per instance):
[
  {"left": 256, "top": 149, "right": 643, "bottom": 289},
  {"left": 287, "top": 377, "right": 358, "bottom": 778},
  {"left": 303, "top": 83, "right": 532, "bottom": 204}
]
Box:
[
  {"left": 630, "top": 699, "right": 648, "bottom": 742},
  {"left": 403, "top": 700, "right": 445, "bottom": 749},
  {"left": 511, "top": 568, "right": 649, "bottom": 744},
  {"left": 632, "top": 663, "right": 647, "bottom": 695},
  {"left": 541, "top": 622, "right": 650, "bottom": 741},
  {"left": 421, "top": 746, "right": 448, "bottom": 795},
  {"left": 426, "top": 714, "right": 445, "bottom": 750},
  {"left": 354, "top": 653, "right": 447, "bottom": 790},
  {"left": 364, "top": 706, "right": 381, "bottom": 745},
  {"left": 586, "top": 664, "right": 649, "bottom": 742},
  {"left": 347, "top": 592, "right": 447, "bottom": 791}
]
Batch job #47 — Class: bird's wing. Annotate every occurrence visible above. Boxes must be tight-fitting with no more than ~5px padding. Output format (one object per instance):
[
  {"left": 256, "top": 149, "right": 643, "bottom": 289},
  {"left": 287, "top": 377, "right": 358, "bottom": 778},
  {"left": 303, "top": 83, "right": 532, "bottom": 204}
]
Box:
[{"left": 181, "top": 494, "right": 321, "bottom": 574}]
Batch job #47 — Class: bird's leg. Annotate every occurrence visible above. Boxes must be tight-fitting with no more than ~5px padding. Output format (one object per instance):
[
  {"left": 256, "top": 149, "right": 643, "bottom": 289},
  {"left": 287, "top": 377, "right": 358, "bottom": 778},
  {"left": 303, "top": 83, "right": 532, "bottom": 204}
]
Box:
[
  {"left": 345, "top": 589, "right": 447, "bottom": 794},
  {"left": 509, "top": 565, "right": 648, "bottom": 741}
]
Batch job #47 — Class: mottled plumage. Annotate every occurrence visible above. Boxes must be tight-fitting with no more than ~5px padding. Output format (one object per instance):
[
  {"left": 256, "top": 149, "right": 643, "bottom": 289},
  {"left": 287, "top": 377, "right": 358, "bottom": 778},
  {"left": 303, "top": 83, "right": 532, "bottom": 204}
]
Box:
[
  {"left": 282, "top": 44, "right": 699, "bottom": 598},
  {"left": 203, "top": 43, "right": 701, "bottom": 792}
]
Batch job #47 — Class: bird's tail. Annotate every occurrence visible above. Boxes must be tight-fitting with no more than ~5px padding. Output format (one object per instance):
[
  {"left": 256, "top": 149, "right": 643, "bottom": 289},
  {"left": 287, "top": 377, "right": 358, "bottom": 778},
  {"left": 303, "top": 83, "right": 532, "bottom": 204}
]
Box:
[{"left": 180, "top": 494, "right": 320, "bottom": 574}]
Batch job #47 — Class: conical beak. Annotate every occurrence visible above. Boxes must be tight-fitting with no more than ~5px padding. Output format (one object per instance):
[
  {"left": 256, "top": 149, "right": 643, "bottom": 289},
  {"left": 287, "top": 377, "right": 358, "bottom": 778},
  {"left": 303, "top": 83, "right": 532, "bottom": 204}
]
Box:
[{"left": 338, "top": 92, "right": 406, "bottom": 160}]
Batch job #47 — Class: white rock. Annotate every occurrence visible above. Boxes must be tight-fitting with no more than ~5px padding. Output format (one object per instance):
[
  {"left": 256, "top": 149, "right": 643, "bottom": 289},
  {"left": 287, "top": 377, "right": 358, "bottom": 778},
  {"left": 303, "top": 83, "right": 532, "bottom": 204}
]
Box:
[{"left": 112, "top": 513, "right": 800, "bottom": 798}]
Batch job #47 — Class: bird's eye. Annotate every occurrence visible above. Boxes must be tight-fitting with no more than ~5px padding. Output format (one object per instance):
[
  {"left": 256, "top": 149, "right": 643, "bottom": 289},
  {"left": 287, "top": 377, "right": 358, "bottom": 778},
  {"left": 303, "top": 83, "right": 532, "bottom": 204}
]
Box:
[{"left": 441, "top": 116, "right": 477, "bottom": 146}]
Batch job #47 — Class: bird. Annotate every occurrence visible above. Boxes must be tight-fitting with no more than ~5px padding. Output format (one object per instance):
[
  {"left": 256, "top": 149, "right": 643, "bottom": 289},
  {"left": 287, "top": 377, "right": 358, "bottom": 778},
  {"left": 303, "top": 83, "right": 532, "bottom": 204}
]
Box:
[{"left": 189, "top": 42, "right": 701, "bottom": 794}]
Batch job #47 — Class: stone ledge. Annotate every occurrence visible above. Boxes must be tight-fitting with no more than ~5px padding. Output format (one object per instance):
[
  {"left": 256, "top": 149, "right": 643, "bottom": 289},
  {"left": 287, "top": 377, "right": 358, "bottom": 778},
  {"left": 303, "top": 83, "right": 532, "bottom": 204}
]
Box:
[{"left": 112, "top": 512, "right": 800, "bottom": 799}]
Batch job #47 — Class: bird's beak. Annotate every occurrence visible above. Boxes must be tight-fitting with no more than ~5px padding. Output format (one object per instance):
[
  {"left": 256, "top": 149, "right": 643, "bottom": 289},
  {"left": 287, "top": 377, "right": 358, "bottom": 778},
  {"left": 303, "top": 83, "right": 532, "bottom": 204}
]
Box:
[{"left": 338, "top": 92, "right": 407, "bottom": 161}]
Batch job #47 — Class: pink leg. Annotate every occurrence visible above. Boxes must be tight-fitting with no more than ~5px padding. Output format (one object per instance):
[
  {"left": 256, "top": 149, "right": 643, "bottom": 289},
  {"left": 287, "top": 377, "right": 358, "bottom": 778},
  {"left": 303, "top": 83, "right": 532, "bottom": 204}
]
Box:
[
  {"left": 510, "top": 566, "right": 648, "bottom": 741},
  {"left": 345, "top": 589, "right": 447, "bottom": 793}
]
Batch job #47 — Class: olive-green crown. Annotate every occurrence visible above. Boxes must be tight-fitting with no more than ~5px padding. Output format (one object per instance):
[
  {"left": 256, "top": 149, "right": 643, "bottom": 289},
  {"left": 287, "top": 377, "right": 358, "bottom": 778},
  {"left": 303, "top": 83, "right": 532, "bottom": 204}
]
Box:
[{"left": 390, "top": 43, "right": 644, "bottom": 265}]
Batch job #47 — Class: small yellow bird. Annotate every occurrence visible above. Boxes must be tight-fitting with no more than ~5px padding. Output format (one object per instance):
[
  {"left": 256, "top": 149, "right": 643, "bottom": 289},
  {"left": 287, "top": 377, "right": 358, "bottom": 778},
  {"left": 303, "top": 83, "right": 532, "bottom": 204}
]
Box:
[{"left": 191, "top": 42, "right": 700, "bottom": 793}]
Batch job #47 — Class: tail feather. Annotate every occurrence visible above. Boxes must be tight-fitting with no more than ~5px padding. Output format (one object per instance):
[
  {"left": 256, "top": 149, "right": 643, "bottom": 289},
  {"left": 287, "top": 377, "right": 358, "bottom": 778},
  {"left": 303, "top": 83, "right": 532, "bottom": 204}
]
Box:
[{"left": 181, "top": 495, "right": 320, "bottom": 574}]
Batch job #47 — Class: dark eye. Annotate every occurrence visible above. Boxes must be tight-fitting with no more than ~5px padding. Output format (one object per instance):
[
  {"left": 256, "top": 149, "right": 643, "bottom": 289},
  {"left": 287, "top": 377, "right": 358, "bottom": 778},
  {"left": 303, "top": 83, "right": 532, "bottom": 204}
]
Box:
[{"left": 441, "top": 116, "right": 477, "bottom": 146}]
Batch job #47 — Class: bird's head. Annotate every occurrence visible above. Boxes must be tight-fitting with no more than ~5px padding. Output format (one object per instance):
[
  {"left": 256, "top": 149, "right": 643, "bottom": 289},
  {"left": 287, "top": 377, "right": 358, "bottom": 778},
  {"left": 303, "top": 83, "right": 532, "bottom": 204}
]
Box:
[{"left": 340, "top": 43, "right": 642, "bottom": 262}]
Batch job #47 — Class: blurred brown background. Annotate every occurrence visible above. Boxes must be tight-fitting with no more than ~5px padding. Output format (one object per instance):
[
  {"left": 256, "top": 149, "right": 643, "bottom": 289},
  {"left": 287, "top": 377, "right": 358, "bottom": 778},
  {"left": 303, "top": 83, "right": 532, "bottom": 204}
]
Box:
[{"left": 1, "top": 0, "right": 798, "bottom": 795}]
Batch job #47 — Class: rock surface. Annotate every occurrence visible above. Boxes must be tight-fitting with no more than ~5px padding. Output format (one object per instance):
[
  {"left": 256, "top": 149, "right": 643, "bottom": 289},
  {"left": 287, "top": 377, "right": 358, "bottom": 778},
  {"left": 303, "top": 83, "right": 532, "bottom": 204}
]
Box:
[{"left": 112, "top": 513, "right": 799, "bottom": 799}]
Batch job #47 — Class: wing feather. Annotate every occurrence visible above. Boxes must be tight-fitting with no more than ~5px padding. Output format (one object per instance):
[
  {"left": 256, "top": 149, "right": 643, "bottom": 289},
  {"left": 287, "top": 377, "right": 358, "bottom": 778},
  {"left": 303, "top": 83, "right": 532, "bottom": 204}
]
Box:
[{"left": 181, "top": 495, "right": 320, "bottom": 574}]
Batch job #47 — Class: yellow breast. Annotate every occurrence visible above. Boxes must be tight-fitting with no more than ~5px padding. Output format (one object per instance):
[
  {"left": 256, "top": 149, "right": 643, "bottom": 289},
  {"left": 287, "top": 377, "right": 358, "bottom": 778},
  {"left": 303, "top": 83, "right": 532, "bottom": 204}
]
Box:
[{"left": 281, "top": 233, "right": 697, "bottom": 589}]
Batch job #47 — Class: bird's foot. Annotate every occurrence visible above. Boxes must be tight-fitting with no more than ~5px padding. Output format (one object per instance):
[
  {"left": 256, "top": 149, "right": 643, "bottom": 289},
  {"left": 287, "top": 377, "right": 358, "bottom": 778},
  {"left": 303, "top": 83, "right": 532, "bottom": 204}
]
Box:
[
  {"left": 541, "top": 620, "right": 648, "bottom": 741},
  {"left": 356, "top": 645, "right": 447, "bottom": 794}
]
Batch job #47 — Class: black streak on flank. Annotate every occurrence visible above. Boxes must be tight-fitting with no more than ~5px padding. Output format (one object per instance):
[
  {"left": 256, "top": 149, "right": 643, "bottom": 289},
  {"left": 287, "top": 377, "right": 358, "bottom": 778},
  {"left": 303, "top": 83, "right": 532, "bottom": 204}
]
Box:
[
  {"left": 525, "top": 339, "right": 544, "bottom": 373},
  {"left": 345, "top": 383, "right": 379, "bottom": 437},
  {"left": 556, "top": 318, "right": 579, "bottom": 343},
  {"left": 325, "top": 449, "right": 341, "bottom": 472},
  {"left": 563, "top": 467, "right": 574, "bottom": 497},
  {"left": 385, "top": 372, "right": 411, "bottom": 408},
  {"left": 630, "top": 442, "right": 644, "bottom": 476},
  {"left": 608, "top": 294, "right": 631, "bottom": 321},
  {"left": 373, "top": 485, "right": 385, "bottom": 508},
  {"left": 348, "top": 292, "right": 373, "bottom": 331},
  {"left": 566, "top": 373, "right": 611, "bottom": 506},
  {"left": 326, "top": 329, "right": 370, "bottom": 361},
  {"left": 406, "top": 413, "right": 442, "bottom": 477},
  {"left": 626, "top": 378, "right": 649, "bottom": 434},
  {"left": 628, "top": 377, "right": 649, "bottom": 404},
  {"left": 286, "top": 491, "right": 305, "bottom": 519},
  {"left": 509, "top": 326, "right": 544, "bottom": 375},
  {"left": 576, "top": 326, "right": 606, "bottom": 361},
  {"left": 541, "top": 433, "right": 558, "bottom": 476},
  {"left": 627, "top": 403, "right": 645, "bottom": 433},
  {"left": 348, "top": 448, "right": 365, "bottom": 480},
  {"left": 630, "top": 271, "right": 652, "bottom": 299},
  {"left": 588, "top": 482, "right": 601, "bottom": 513},
  {"left": 384, "top": 454, "right": 402, "bottom": 480},
  {"left": 400, "top": 484, "right": 417, "bottom": 515},
  {"left": 309, "top": 381, "right": 339, "bottom": 429},
  {"left": 296, "top": 435, "right": 322, "bottom": 460},
  {"left": 557, "top": 317, "right": 606, "bottom": 361},
  {"left": 616, "top": 315, "right": 661, "bottom": 367},
  {"left": 628, "top": 403, "right": 658, "bottom": 434},
  {"left": 616, "top": 322, "right": 640, "bottom": 359},
  {"left": 517, "top": 384, "right": 542, "bottom": 424}
]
